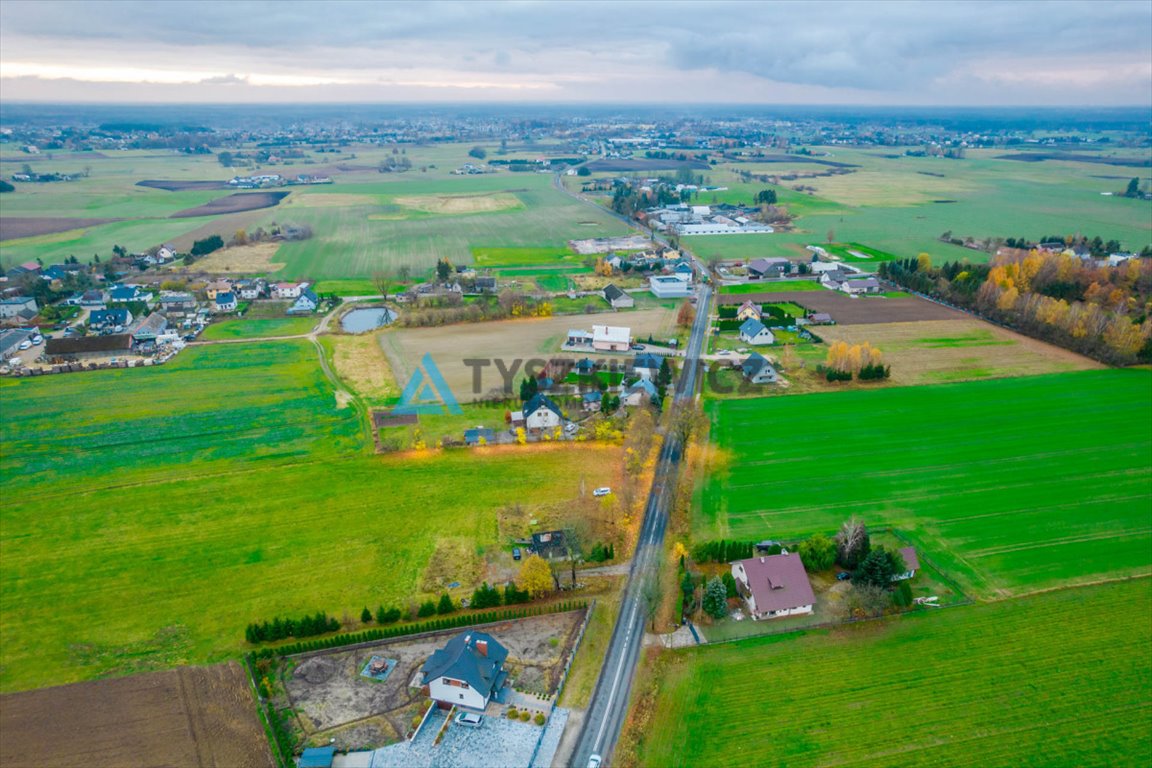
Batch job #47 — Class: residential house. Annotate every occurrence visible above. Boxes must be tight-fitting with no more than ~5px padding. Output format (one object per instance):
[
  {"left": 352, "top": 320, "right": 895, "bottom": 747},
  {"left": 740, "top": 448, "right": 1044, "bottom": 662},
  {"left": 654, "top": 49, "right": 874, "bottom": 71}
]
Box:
[
  {"left": 287, "top": 289, "right": 319, "bottom": 314},
  {"left": 731, "top": 552, "right": 816, "bottom": 620},
  {"left": 671, "top": 261, "right": 695, "bottom": 282},
  {"left": 158, "top": 292, "right": 197, "bottom": 315},
  {"left": 741, "top": 352, "right": 779, "bottom": 384},
  {"left": 204, "top": 280, "right": 233, "bottom": 301},
  {"left": 235, "top": 279, "right": 264, "bottom": 301},
  {"left": 574, "top": 357, "right": 597, "bottom": 376},
  {"left": 582, "top": 390, "right": 603, "bottom": 412},
  {"left": 892, "top": 547, "right": 920, "bottom": 581},
  {"left": 531, "top": 530, "right": 569, "bottom": 559},
  {"left": 108, "top": 284, "right": 152, "bottom": 304},
  {"left": 156, "top": 245, "right": 178, "bottom": 262},
  {"left": 474, "top": 276, "right": 498, "bottom": 293},
  {"left": 464, "top": 427, "right": 495, "bottom": 446},
  {"left": 633, "top": 352, "right": 662, "bottom": 380},
  {"left": 420, "top": 631, "right": 509, "bottom": 711},
  {"left": 622, "top": 378, "right": 659, "bottom": 407},
  {"left": 523, "top": 393, "right": 563, "bottom": 431},
  {"left": 839, "top": 277, "right": 881, "bottom": 295},
  {"left": 739, "top": 318, "right": 775, "bottom": 346},
  {"left": 649, "top": 275, "right": 692, "bottom": 298},
  {"left": 89, "top": 308, "right": 134, "bottom": 331},
  {"left": 602, "top": 284, "right": 635, "bottom": 309},
  {"left": 273, "top": 282, "right": 306, "bottom": 300},
  {"left": 736, "top": 300, "right": 761, "bottom": 322},
  {"left": 0, "top": 296, "right": 38, "bottom": 320},
  {"left": 807, "top": 312, "right": 834, "bottom": 325},
  {"left": 131, "top": 313, "right": 168, "bottom": 345},
  {"left": 213, "top": 292, "right": 238, "bottom": 313},
  {"left": 746, "top": 258, "right": 791, "bottom": 279},
  {"left": 78, "top": 289, "right": 107, "bottom": 309},
  {"left": 592, "top": 324, "right": 631, "bottom": 352}
]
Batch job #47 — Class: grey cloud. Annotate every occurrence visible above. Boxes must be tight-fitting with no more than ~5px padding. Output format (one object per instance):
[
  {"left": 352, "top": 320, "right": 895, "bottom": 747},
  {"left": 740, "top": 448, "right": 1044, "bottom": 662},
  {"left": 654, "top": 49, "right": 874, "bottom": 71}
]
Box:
[{"left": 198, "top": 73, "right": 248, "bottom": 85}]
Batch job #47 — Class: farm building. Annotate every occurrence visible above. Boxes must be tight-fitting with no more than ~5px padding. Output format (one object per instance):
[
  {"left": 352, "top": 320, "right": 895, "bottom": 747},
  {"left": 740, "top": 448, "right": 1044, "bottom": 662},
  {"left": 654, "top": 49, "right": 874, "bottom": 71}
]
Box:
[
  {"left": 602, "top": 284, "right": 635, "bottom": 309},
  {"left": 44, "top": 334, "right": 132, "bottom": 358},
  {"left": 741, "top": 352, "right": 779, "bottom": 385},
  {"left": 731, "top": 552, "right": 815, "bottom": 620},
  {"left": 649, "top": 275, "right": 692, "bottom": 299},
  {"left": 566, "top": 329, "right": 594, "bottom": 348},
  {"left": 739, "top": 318, "right": 775, "bottom": 346},
  {"left": 131, "top": 313, "right": 169, "bottom": 344},
  {"left": 0, "top": 296, "right": 38, "bottom": 320},
  {"left": 746, "top": 258, "right": 791, "bottom": 279},
  {"left": 523, "top": 393, "right": 563, "bottom": 431},
  {"left": 0, "top": 328, "right": 35, "bottom": 359},
  {"left": 592, "top": 325, "right": 631, "bottom": 352},
  {"left": 420, "top": 631, "right": 509, "bottom": 711},
  {"left": 892, "top": 546, "right": 920, "bottom": 581},
  {"left": 736, "top": 300, "right": 761, "bottom": 321}
]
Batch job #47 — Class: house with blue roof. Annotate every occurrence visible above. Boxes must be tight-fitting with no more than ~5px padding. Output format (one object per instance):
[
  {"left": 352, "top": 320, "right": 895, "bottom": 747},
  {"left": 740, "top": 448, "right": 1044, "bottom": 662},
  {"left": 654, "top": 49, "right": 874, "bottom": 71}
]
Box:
[
  {"left": 89, "top": 307, "right": 134, "bottom": 330},
  {"left": 107, "top": 284, "right": 152, "bottom": 304},
  {"left": 421, "top": 631, "right": 509, "bottom": 711},
  {"left": 739, "top": 317, "right": 775, "bottom": 346},
  {"left": 213, "top": 292, "right": 238, "bottom": 313},
  {"left": 741, "top": 351, "right": 779, "bottom": 384},
  {"left": 633, "top": 352, "right": 662, "bottom": 380},
  {"left": 524, "top": 393, "right": 563, "bottom": 431},
  {"left": 582, "top": 390, "right": 603, "bottom": 412},
  {"left": 622, "top": 378, "right": 659, "bottom": 407},
  {"left": 288, "top": 288, "right": 319, "bottom": 314},
  {"left": 464, "top": 427, "right": 495, "bottom": 446}
]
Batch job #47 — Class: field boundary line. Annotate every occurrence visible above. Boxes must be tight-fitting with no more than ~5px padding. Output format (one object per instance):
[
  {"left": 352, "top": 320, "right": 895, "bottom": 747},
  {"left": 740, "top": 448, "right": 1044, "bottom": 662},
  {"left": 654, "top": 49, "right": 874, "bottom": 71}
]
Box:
[{"left": 981, "top": 571, "right": 1152, "bottom": 604}]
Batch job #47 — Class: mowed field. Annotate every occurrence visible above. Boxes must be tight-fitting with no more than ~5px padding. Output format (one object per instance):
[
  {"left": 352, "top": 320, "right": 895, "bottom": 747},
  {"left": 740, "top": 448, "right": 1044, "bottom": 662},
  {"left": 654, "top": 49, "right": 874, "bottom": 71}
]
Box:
[
  {"left": 700, "top": 370, "right": 1152, "bottom": 598},
  {"left": 0, "top": 340, "right": 622, "bottom": 692},
  {"left": 0, "top": 662, "right": 272, "bottom": 768},
  {"left": 633, "top": 578, "right": 1152, "bottom": 768}
]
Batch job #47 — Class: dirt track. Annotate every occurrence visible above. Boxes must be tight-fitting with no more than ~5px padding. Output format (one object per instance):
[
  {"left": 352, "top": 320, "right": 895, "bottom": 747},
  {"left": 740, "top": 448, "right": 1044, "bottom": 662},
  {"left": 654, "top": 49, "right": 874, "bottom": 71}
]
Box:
[
  {"left": 0, "top": 662, "right": 273, "bottom": 768},
  {"left": 719, "top": 290, "right": 967, "bottom": 325},
  {"left": 0, "top": 217, "right": 122, "bottom": 241},
  {"left": 170, "top": 192, "right": 290, "bottom": 219}
]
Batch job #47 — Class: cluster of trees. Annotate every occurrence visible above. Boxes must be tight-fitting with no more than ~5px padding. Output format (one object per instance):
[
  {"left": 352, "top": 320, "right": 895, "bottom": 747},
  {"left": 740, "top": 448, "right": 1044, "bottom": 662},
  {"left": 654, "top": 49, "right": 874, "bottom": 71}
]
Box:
[
  {"left": 190, "top": 235, "right": 224, "bottom": 257},
  {"left": 755, "top": 189, "right": 778, "bottom": 205},
  {"left": 692, "top": 539, "right": 756, "bottom": 563},
  {"left": 396, "top": 291, "right": 552, "bottom": 328},
  {"left": 882, "top": 251, "right": 1152, "bottom": 364},
  {"left": 821, "top": 341, "right": 889, "bottom": 381},
  {"left": 586, "top": 541, "right": 616, "bottom": 562},
  {"left": 610, "top": 181, "right": 679, "bottom": 217},
  {"left": 244, "top": 611, "right": 340, "bottom": 644}
]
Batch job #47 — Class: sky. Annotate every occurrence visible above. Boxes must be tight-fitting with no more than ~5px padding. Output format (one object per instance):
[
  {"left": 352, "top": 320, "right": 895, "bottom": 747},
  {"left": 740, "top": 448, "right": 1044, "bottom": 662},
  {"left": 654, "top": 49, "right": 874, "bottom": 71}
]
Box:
[{"left": 1, "top": 0, "right": 1150, "bottom": 106}]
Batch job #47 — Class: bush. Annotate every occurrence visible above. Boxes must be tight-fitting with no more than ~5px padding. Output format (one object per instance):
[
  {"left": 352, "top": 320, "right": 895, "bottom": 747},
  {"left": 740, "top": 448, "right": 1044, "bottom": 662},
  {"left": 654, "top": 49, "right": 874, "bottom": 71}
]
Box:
[
  {"left": 520, "top": 710, "right": 531, "bottom": 722},
  {"left": 893, "top": 579, "right": 914, "bottom": 608},
  {"left": 411, "top": 715, "right": 423, "bottom": 730},
  {"left": 534, "top": 712, "right": 546, "bottom": 726},
  {"left": 798, "top": 534, "right": 838, "bottom": 571},
  {"left": 437, "top": 594, "right": 456, "bottom": 615},
  {"left": 360, "top": 607, "right": 373, "bottom": 623},
  {"left": 722, "top": 571, "right": 738, "bottom": 599},
  {"left": 376, "top": 606, "right": 402, "bottom": 624},
  {"left": 417, "top": 601, "right": 436, "bottom": 618},
  {"left": 507, "top": 707, "right": 519, "bottom": 719},
  {"left": 692, "top": 540, "right": 756, "bottom": 564}
]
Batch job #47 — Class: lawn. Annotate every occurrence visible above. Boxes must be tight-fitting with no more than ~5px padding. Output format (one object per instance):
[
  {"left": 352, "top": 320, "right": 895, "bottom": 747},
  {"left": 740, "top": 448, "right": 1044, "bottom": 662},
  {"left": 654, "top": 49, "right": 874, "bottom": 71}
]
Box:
[
  {"left": 0, "top": 340, "right": 622, "bottom": 692},
  {"left": 199, "top": 315, "right": 317, "bottom": 340},
  {"left": 719, "top": 280, "right": 824, "bottom": 294},
  {"left": 632, "top": 578, "right": 1152, "bottom": 768},
  {"left": 701, "top": 369, "right": 1152, "bottom": 598}
]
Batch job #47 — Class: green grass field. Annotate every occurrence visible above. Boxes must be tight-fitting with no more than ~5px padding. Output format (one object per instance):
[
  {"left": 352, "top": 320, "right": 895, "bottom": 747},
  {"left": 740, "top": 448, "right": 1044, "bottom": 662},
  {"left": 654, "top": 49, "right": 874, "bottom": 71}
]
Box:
[
  {"left": 199, "top": 316, "right": 317, "bottom": 340},
  {"left": 0, "top": 340, "right": 620, "bottom": 692},
  {"left": 701, "top": 370, "right": 1152, "bottom": 598},
  {"left": 635, "top": 578, "right": 1152, "bottom": 768},
  {"left": 719, "top": 280, "right": 824, "bottom": 294}
]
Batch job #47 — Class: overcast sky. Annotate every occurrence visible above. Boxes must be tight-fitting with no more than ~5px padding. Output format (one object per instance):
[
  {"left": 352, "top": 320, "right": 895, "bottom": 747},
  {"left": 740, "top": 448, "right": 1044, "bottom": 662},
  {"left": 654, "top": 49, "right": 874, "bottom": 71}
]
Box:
[{"left": 1, "top": 0, "right": 1149, "bottom": 105}]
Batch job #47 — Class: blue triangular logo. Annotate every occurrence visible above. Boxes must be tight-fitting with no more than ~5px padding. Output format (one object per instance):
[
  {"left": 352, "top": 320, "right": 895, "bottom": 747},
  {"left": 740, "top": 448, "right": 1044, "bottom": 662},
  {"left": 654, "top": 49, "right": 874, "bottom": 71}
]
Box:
[{"left": 394, "top": 353, "right": 462, "bottom": 415}]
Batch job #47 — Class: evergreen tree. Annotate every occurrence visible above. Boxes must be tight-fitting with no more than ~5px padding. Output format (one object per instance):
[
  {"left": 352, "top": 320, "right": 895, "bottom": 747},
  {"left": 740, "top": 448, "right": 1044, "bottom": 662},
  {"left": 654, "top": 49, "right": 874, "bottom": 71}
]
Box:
[
  {"left": 360, "top": 607, "right": 373, "bottom": 623},
  {"left": 703, "top": 576, "right": 729, "bottom": 619},
  {"left": 437, "top": 594, "right": 456, "bottom": 614}
]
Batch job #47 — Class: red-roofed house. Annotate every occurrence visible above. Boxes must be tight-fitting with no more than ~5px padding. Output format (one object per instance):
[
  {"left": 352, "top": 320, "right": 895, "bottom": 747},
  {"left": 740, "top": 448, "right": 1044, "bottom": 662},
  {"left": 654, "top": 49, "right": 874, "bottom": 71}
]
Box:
[
  {"left": 731, "top": 552, "right": 815, "bottom": 620},
  {"left": 892, "top": 546, "right": 920, "bottom": 581}
]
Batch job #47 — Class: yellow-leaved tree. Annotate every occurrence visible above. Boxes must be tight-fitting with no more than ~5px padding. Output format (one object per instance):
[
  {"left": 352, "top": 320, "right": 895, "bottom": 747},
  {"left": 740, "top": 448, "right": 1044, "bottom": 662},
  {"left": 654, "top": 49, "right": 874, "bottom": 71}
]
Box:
[{"left": 519, "top": 555, "right": 554, "bottom": 598}]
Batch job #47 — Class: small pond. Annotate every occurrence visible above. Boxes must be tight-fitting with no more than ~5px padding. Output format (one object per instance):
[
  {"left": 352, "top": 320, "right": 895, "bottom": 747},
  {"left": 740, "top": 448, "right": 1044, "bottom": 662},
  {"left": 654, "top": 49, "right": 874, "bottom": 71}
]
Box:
[{"left": 340, "top": 307, "right": 396, "bottom": 333}]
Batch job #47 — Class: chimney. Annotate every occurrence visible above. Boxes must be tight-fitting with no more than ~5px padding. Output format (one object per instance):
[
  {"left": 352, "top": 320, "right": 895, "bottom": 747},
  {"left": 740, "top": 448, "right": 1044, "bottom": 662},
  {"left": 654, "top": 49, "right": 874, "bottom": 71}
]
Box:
[{"left": 475, "top": 639, "right": 488, "bottom": 658}]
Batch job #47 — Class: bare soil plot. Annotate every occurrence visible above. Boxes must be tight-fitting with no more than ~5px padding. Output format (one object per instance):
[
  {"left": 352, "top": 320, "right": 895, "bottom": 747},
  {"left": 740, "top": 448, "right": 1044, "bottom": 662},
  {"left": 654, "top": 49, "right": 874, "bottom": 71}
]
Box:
[
  {"left": 136, "top": 179, "right": 231, "bottom": 191},
  {"left": 284, "top": 611, "right": 584, "bottom": 750},
  {"left": 0, "top": 217, "right": 122, "bottom": 241},
  {"left": 569, "top": 235, "right": 651, "bottom": 254},
  {"left": 718, "top": 290, "right": 966, "bottom": 324},
  {"left": 170, "top": 192, "right": 290, "bottom": 219},
  {"left": 0, "top": 662, "right": 273, "bottom": 768},
  {"left": 168, "top": 207, "right": 285, "bottom": 253},
  {"left": 176, "top": 242, "right": 285, "bottom": 273},
  {"left": 329, "top": 332, "right": 400, "bottom": 404},
  {"left": 817, "top": 318, "right": 1102, "bottom": 386},
  {"left": 380, "top": 308, "right": 676, "bottom": 402},
  {"left": 394, "top": 192, "right": 522, "bottom": 215}
]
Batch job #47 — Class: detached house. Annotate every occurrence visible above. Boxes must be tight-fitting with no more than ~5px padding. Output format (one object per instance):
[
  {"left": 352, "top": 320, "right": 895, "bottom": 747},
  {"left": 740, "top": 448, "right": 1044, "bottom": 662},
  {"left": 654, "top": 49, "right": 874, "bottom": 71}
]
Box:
[
  {"left": 592, "top": 324, "right": 631, "bottom": 352},
  {"left": 736, "top": 300, "right": 761, "bottom": 322},
  {"left": 741, "top": 352, "right": 779, "bottom": 384},
  {"left": 523, "top": 393, "right": 563, "bottom": 431},
  {"left": 420, "top": 631, "right": 509, "bottom": 711},
  {"left": 746, "top": 258, "right": 790, "bottom": 279},
  {"left": 287, "top": 289, "right": 319, "bottom": 314},
  {"left": 633, "top": 352, "right": 662, "bottom": 380},
  {"left": 214, "top": 292, "right": 238, "bottom": 313},
  {"left": 0, "top": 296, "right": 38, "bottom": 320},
  {"left": 892, "top": 547, "right": 920, "bottom": 581},
  {"left": 739, "top": 318, "right": 775, "bottom": 346},
  {"left": 731, "top": 552, "right": 815, "bottom": 620},
  {"left": 602, "top": 284, "right": 635, "bottom": 309}
]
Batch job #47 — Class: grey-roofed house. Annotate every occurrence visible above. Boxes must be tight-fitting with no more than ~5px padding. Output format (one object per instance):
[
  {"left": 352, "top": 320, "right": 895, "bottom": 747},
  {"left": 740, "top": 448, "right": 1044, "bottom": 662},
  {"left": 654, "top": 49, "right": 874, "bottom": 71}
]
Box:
[
  {"left": 0, "top": 296, "right": 38, "bottom": 320},
  {"left": 731, "top": 552, "right": 816, "bottom": 620},
  {"left": 739, "top": 318, "right": 775, "bottom": 346},
  {"left": 131, "top": 313, "right": 168, "bottom": 344},
  {"left": 602, "top": 283, "right": 635, "bottom": 309},
  {"left": 288, "top": 288, "right": 319, "bottom": 314},
  {"left": 582, "top": 390, "right": 603, "bottom": 412},
  {"left": 464, "top": 427, "right": 495, "bottom": 446},
  {"left": 746, "top": 257, "right": 790, "bottom": 279},
  {"left": 892, "top": 546, "right": 921, "bottom": 581},
  {"left": 421, "top": 631, "right": 509, "bottom": 711},
  {"left": 741, "top": 351, "right": 779, "bottom": 384},
  {"left": 213, "top": 292, "right": 238, "bottom": 313},
  {"left": 0, "top": 328, "right": 35, "bottom": 359},
  {"left": 622, "top": 377, "right": 659, "bottom": 407},
  {"left": 633, "top": 352, "right": 662, "bottom": 380}
]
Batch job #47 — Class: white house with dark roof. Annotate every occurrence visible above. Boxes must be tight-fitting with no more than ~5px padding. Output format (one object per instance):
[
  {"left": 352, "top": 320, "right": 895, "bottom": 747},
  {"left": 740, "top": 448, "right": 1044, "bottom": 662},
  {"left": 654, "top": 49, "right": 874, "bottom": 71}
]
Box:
[
  {"left": 602, "top": 284, "right": 635, "bottom": 309},
  {"left": 287, "top": 288, "right": 319, "bottom": 314},
  {"left": 524, "top": 393, "right": 563, "bottom": 431},
  {"left": 741, "top": 352, "right": 779, "bottom": 384},
  {"left": 420, "top": 631, "right": 509, "bottom": 711},
  {"left": 0, "top": 296, "right": 38, "bottom": 320},
  {"left": 213, "top": 292, "right": 238, "bottom": 313},
  {"left": 731, "top": 552, "right": 815, "bottom": 620},
  {"left": 739, "top": 318, "right": 775, "bottom": 346}
]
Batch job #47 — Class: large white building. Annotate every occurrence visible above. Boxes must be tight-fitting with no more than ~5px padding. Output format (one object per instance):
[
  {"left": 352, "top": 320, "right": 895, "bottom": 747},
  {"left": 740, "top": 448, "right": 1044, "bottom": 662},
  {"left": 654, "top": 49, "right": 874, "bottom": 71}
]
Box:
[
  {"left": 592, "top": 324, "right": 631, "bottom": 352},
  {"left": 649, "top": 275, "right": 692, "bottom": 299}
]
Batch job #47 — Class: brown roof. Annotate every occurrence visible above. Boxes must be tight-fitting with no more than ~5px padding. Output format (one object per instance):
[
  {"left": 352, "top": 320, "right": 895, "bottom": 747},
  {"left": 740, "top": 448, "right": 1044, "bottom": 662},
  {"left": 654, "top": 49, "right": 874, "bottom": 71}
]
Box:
[
  {"left": 735, "top": 552, "right": 815, "bottom": 613},
  {"left": 45, "top": 335, "right": 132, "bottom": 355},
  {"left": 899, "top": 546, "right": 920, "bottom": 572}
]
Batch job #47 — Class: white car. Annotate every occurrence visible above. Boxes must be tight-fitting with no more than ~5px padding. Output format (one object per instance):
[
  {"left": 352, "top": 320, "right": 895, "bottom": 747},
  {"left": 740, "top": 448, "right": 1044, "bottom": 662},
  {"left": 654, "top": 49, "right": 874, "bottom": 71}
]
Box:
[
  {"left": 587, "top": 755, "right": 602, "bottom": 768},
  {"left": 17, "top": 340, "right": 31, "bottom": 350},
  {"left": 455, "top": 711, "right": 483, "bottom": 728},
  {"left": 593, "top": 487, "right": 612, "bottom": 497}
]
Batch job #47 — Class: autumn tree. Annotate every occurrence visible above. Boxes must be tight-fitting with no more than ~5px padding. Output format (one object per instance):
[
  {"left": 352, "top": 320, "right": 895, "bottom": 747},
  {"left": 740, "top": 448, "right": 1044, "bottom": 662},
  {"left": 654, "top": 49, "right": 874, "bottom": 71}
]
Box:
[
  {"left": 798, "top": 534, "right": 837, "bottom": 571},
  {"left": 519, "top": 554, "right": 553, "bottom": 598},
  {"left": 677, "top": 300, "right": 696, "bottom": 328},
  {"left": 835, "top": 518, "right": 871, "bottom": 570}
]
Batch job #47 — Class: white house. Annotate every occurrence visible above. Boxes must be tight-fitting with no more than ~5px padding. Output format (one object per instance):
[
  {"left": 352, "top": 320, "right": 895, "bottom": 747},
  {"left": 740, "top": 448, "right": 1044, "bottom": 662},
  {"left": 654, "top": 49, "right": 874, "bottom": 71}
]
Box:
[
  {"left": 592, "top": 324, "right": 631, "bottom": 352},
  {"left": 273, "top": 282, "right": 306, "bottom": 300},
  {"left": 420, "top": 631, "right": 509, "bottom": 711},
  {"left": 566, "top": 329, "right": 594, "bottom": 348},
  {"left": 213, "top": 292, "right": 238, "bottom": 313},
  {"left": 602, "top": 284, "right": 635, "bottom": 309},
  {"left": 0, "top": 296, "right": 38, "bottom": 320},
  {"left": 649, "top": 275, "right": 692, "bottom": 299},
  {"left": 739, "top": 318, "right": 775, "bottom": 346},
  {"left": 892, "top": 546, "right": 921, "bottom": 581},
  {"left": 740, "top": 352, "right": 779, "bottom": 384},
  {"left": 731, "top": 552, "right": 815, "bottom": 620},
  {"left": 622, "top": 378, "right": 659, "bottom": 407},
  {"left": 524, "top": 393, "right": 563, "bottom": 431},
  {"left": 839, "top": 277, "right": 881, "bottom": 295},
  {"left": 287, "top": 289, "right": 319, "bottom": 314}
]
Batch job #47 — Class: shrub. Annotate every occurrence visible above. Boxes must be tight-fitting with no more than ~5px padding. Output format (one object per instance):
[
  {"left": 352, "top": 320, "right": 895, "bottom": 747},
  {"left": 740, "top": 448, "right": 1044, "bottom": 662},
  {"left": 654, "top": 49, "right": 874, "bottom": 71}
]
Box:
[
  {"left": 798, "top": 534, "right": 838, "bottom": 571},
  {"left": 520, "top": 710, "right": 531, "bottom": 722},
  {"left": 893, "top": 579, "right": 914, "bottom": 608},
  {"left": 437, "top": 594, "right": 456, "bottom": 615},
  {"left": 417, "top": 601, "right": 436, "bottom": 618},
  {"left": 411, "top": 715, "right": 423, "bottom": 730},
  {"left": 360, "top": 607, "right": 373, "bottom": 623},
  {"left": 507, "top": 707, "right": 519, "bottom": 719},
  {"left": 722, "top": 571, "right": 738, "bottom": 599},
  {"left": 534, "top": 712, "right": 546, "bottom": 726}
]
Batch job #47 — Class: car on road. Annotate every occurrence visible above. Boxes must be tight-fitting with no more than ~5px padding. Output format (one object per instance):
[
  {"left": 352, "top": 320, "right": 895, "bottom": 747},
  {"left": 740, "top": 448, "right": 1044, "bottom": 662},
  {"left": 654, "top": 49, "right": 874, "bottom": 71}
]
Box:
[
  {"left": 455, "top": 712, "right": 484, "bottom": 728},
  {"left": 630, "top": 344, "right": 645, "bottom": 350},
  {"left": 512, "top": 547, "right": 522, "bottom": 561},
  {"left": 587, "top": 755, "right": 602, "bottom": 768},
  {"left": 836, "top": 571, "right": 851, "bottom": 581},
  {"left": 593, "top": 487, "right": 612, "bottom": 497}
]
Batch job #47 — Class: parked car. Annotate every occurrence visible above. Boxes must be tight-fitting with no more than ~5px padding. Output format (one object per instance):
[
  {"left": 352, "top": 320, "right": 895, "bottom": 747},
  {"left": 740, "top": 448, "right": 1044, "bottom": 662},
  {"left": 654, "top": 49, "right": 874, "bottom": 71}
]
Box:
[
  {"left": 455, "top": 712, "right": 483, "bottom": 728},
  {"left": 564, "top": 423, "right": 578, "bottom": 435},
  {"left": 17, "top": 340, "right": 31, "bottom": 350},
  {"left": 631, "top": 344, "right": 646, "bottom": 350},
  {"left": 593, "top": 487, "right": 612, "bottom": 497},
  {"left": 587, "top": 755, "right": 602, "bottom": 768},
  {"left": 836, "top": 571, "right": 851, "bottom": 581},
  {"left": 512, "top": 547, "right": 522, "bottom": 561}
]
